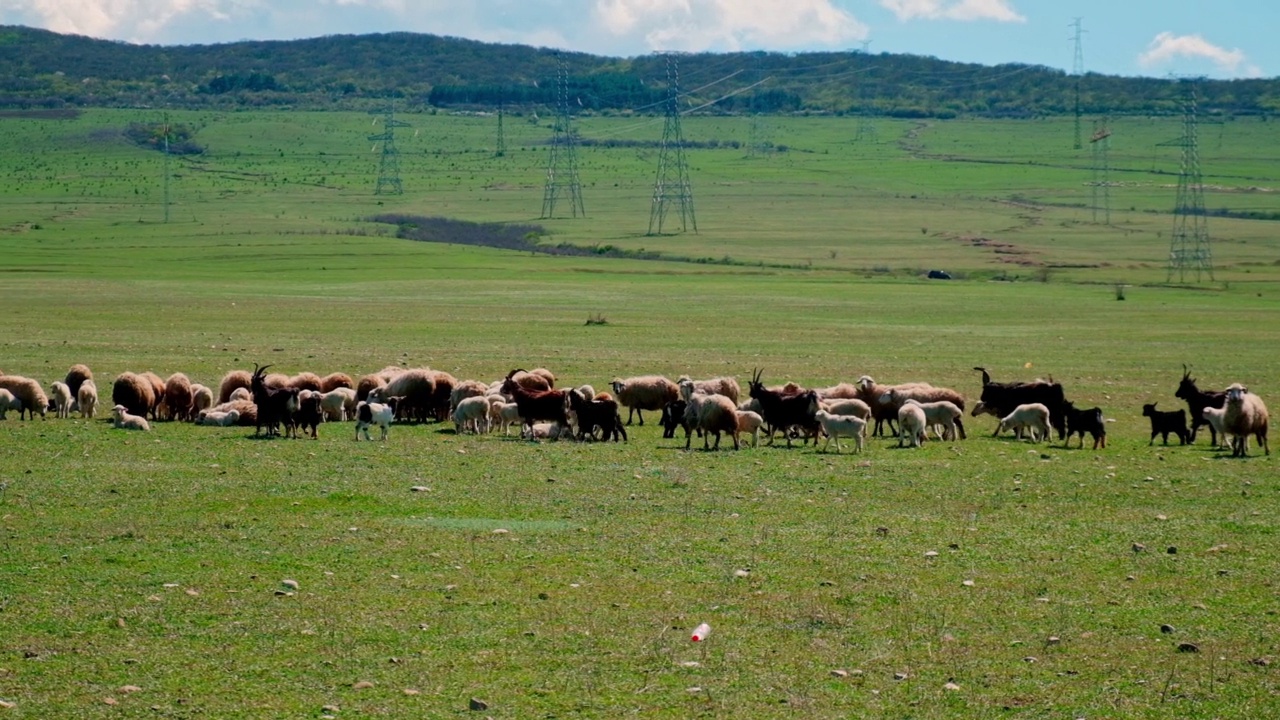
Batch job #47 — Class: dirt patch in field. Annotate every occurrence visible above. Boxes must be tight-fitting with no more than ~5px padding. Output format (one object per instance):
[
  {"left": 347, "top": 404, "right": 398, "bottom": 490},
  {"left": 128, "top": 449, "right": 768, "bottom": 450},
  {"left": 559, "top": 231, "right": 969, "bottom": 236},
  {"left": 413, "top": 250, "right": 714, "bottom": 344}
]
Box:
[{"left": 939, "top": 232, "right": 1044, "bottom": 266}]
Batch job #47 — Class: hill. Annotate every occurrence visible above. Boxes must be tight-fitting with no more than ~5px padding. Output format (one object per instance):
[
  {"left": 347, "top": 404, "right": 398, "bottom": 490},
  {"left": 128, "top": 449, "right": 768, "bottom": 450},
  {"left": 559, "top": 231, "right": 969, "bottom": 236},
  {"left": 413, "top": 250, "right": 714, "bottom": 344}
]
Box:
[{"left": 1, "top": 25, "right": 1279, "bottom": 117}]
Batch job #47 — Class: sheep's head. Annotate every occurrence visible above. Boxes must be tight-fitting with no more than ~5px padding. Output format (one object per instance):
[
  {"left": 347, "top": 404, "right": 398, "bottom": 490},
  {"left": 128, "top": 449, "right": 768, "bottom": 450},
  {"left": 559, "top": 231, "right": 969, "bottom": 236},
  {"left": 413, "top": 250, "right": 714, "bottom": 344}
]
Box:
[
  {"left": 610, "top": 378, "right": 625, "bottom": 395},
  {"left": 857, "top": 375, "right": 875, "bottom": 391},
  {"left": 1226, "top": 383, "right": 1248, "bottom": 404}
]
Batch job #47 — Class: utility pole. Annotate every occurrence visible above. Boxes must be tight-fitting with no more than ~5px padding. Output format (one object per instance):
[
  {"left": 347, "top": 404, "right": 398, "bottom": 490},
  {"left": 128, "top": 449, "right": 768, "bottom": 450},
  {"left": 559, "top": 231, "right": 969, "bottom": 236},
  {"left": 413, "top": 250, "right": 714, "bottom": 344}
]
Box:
[{"left": 648, "top": 53, "right": 697, "bottom": 235}]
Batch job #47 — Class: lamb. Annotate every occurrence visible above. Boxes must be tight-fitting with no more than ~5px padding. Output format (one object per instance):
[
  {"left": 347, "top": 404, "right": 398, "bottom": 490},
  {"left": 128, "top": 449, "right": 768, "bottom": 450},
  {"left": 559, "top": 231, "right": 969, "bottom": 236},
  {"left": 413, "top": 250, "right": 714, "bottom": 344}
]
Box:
[
  {"left": 164, "top": 373, "right": 194, "bottom": 422},
  {"left": 734, "top": 410, "right": 765, "bottom": 447},
  {"left": 111, "top": 372, "right": 154, "bottom": 419},
  {"left": 229, "top": 387, "right": 252, "bottom": 402},
  {"left": 75, "top": 380, "right": 99, "bottom": 419},
  {"left": 676, "top": 375, "right": 741, "bottom": 405},
  {"left": 1062, "top": 401, "right": 1107, "bottom": 449},
  {"left": 523, "top": 421, "right": 572, "bottom": 440},
  {"left": 319, "top": 372, "right": 355, "bottom": 393},
  {"left": 190, "top": 384, "right": 213, "bottom": 418},
  {"left": 64, "top": 364, "right": 93, "bottom": 399},
  {"left": 901, "top": 398, "right": 964, "bottom": 441},
  {"left": 0, "top": 388, "right": 20, "bottom": 419},
  {"left": 452, "top": 395, "right": 491, "bottom": 435},
  {"left": 996, "top": 403, "right": 1052, "bottom": 443},
  {"left": 819, "top": 398, "right": 872, "bottom": 420},
  {"left": 487, "top": 401, "right": 522, "bottom": 436},
  {"left": 1223, "top": 383, "right": 1269, "bottom": 457},
  {"left": 896, "top": 403, "right": 927, "bottom": 448},
  {"left": 0, "top": 375, "right": 48, "bottom": 420},
  {"left": 217, "top": 370, "right": 252, "bottom": 404},
  {"left": 319, "top": 387, "right": 357, "bottom": 421},
  {"left": 610, "top": 375, "right": 680, "bottom": 426},
  {"left": 111, "top": 404, "right": 151, "bottom": 431},
  {"left": 682, "top": 390, "right": 740, "bottom": 451},
  {"left": 1201, "top": 406, "right": 1229, "bottom": 450},
  {"left": 814, "top": 409, "right": 867, "bottom": 453},
  {"left": 973, "top": 367, "right": 1068, "bottom": 440},
  {"left": 196, "top": 409, "right": 241, "bottom": 427},
  {"left": 355, "top": 400, "right": 394, "bottom": 441},
  {"left": 209, "top": 399, "right": 257, "bottom": 426},
  {"left": 49, "top": 381, "right": 73, "bottom": 419},
  {"left": 1141, "top": 403, "right": 1189, "bottom": 446},
  {"left": 855, "top": 376, "right": 927, "bottom": 437},
  {"left": 880, "top": 386, "right": 967, "bottom": 439}
]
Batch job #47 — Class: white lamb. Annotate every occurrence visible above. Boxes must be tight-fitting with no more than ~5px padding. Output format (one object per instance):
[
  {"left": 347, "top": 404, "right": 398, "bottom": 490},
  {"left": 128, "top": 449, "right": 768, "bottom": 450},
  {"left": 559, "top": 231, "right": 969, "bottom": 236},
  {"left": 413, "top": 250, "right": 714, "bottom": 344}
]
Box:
[
  {"left": 492, "top": 401, "right": 523, "bottom": 435},
  {"left": 49, "top": 381, "right": 73, "bottom": 419},
  {"left": 897, "top": 403, "right": 927, "bottom": 448},
  {"left": 229, "top": 387, "right": 252, "bottom": 402},
  {"left": 996, "top": 403, "right": 1052, "bottom": 442},
  {"left": 735, "top": 410, "right": 765, "bottom": 447},
  {"left": 197, "top": 409, "right": 241, "bottom": 427},
  {"left": 77, "top": 379, "right": 98, "bottom": 419},
  {"left": 903, "top": 398, "right": 964, "bottom": 440},
  {"left": 355, "top": 401, "right": 394, "bottom": 441},
  {"left": 319, "top": 387, "right": 357, "bottom": 421},
  {"left": 0, "top": 388, "right": 20, "bottom": 420},
  {"left": 1201, "top": 405, "right": 1229, "bottom": 450},
  {"left": 190, "top": 383, "right": 214, "bottom": 418},
  {"left": 111, "top": 404, "right": 151, "bottom": 431},
  {"left": 522, "top": 421, "right": 571, "bottom": 440},
  {"left": 819, "top": 398, "right": 871, "bottom": 420},
  {"left": 815, "top": 409, "right": 867, "bottom": 453},
  {"left": 452, "top": 395, "right": 491, "bottom": 435}
]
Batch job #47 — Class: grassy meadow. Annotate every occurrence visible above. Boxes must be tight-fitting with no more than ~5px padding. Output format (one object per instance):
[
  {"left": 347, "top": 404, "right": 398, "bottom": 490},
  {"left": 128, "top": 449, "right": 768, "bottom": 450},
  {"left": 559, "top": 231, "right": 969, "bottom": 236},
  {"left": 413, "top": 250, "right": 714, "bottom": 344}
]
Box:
[{"left": 0, "top": 108, "right": 1278, "bottom": 718}]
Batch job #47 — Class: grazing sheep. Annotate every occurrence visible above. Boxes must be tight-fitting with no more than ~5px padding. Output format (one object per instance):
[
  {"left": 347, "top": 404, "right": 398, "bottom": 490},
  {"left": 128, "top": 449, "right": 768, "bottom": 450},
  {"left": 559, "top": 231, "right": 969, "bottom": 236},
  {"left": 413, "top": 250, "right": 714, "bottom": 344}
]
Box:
[
  {"left": 210, "top": 399, "right": 257, "bottom": 426},
  {"left": 287, "top": 372, "right": 323, "bottom": 393},
  {"left": 814, "top": 383, "right": 860, "bottom": 400},
  {"left": 881, "top": 386, "right": 967, "bottom": 439},
  {"left": 735, "top": 410, "right": 765, "bottom": 447},
  {"left": 1141, "top": 403, "right": 1189, "bottom": 446},
  {"left": 319, "top": 387, "right": 357, "bottom": 421},
  {"left": 676, "top": 375, "right": 741, "bottom": 405},
  {"left": 217, "top": 370, "right": 252, "bottom": 404},
  {"left": 611, "top": 375, "right": 680, "bottom": 426},
  {"left": 64, "top": 364, "right": 93, "bottom": 399},
  {"left": 138, "top": 372, "right": 166, "bottom": 420},
  {"left": 902, "top": 398, "right": 964, "bottom": 441},
  {"left": 164, "top": 373, "right": 194, "bottom": 422},
  {"left": 0, "top": 388, "right": 20, "bottom": 419},
  {"left": 896, "top": 403, "right": 927, "bottom": 448},
  {"left": 1224, "top": 383, "right": 1270, "bottom": 457},
  {"left": 507, "top": 369, "right": 553, "bottom": 393},
  {"left": 1062, "top": 401, "right": 1107, "bottom": 449},
  {"left": 0, "top": 375, "right": 48, "bottom": 420},
  {"left": 49, "top": 381, "right": 73, "bottom": 419},
  {"left": 377, "top": 365, "right": 405, "bottom": 383},
  {"left": 450, "top": 379, "right": 489, "bottom": 413},
  {"left": 111, "top": 372, "right": 154, "bottom": 419},
  {"left": 683, "top": 391, "right": 740, "bottom": 451},
  {"left": 196, "top": 409, "right": 241, "bottom": 427},
  {"left": 1201, "top": 406, "right": 1229, "bottom": 450},
  {"left": 190, "top": 384, "right": 213, "bottom": 418},
  {"left": 262, "top": 373, "right": 290, "bottom": 392},
  {"left": 452, "top": 395, "right": 491, "bottom": 435},
  {"left": 425, "top": 370, "right": 458, "bottom": 421},
  {"left": 819, "top": 398, "right": 872, "bottom": 420},
  {"left": 355, "top": 400, "right": 394, "bottom": 441},
  {"left": 375, "top": 368, "right": 437, "bottom": 423},
  {"left": 355, "top": 373, "right": 387, "bottom": 402},
  {"left": 997, "top": 403, "right": 1052, "bottom": 443},
  {"left": 319, "top": 372, "right": 355, "bottom": 393},
  {"left": 229, "top": 387, "right": 252, "bottom": 402},
  {"left": 111, "top": 404, "right": 150, "bottom": 432},
  {"left": 815, "top": 409, "right": 867, "bottom": 453},
  {"left": 75, "top": 379, "right": 98, "bottom": 419}
]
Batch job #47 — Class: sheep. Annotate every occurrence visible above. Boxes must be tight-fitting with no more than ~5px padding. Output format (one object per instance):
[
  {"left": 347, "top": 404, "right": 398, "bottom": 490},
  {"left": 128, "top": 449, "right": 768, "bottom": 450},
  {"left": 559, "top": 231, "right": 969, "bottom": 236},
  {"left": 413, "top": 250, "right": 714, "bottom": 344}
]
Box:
[
  {"left": 426, "top": 370, "right": 458, "bottom": 421},
  {"left": 164, "top": 373, "right": 194, "bottom": 422},
  {"left": 896, "top": 403, "right": 927, "bottom": 448},
  {"left": 1062, "top": 401, "right": 1107, "bottom": 449},
  {"left": 49, "top": 381, "right": 73, "bottom": 419},
  {"left": 0, "top": 375, "right": 47, "bottom": 420},
  {"left": 229, "top": 386, "right": 252, "bottom": 402},
  {"left": 196, "top": 409, "right": 241, "bottom": 427},
  {"left": 880, "top": 386, "right": 967, "bottom": 439},
  {"left": 355, "top": 400, "right": 394, "bottom": 441},
  {"left": 819, "top": 398, "right": 871, "bottom": 420},
  {"left": 576, "top": 384, "right": 597, "bottom": 401},
  {"left": 377, "top": 365, "right": 405, "bottom": 383},
  {"left": 111, "top": 404, "right": 150, "bottom": 431},
  {"left": 523, "top": 421, "right": 572, "bottom": 440},
  {"left": 676, "top": 374, "right": 741, "bottom": 405},
  {"left": 210, "top": 399, "right": 257, "bottom": 426},
  {"left": 501, "top": 369, "right": 569, "bottom": 437},
  {"left": 287, "top": 372, "right": 323, "bottom": 393},
  {"left": 815, "top": 409, "right": 867, "bottom": 453},
  {"left": 0, "top": 388, "right": 20, "bottom": 420},
  {"left": 111, "top": 372, "right": 154, "bottom": 419},
  {"left": 1141, "top": 403, "right": 1189, "bottom": 446},
  {"left": 815, "top": 383, "right": 860, "bottom": 400},
  {"left": 355, "top": 373, "right": 387, "bottom": 402},
  {"left": 1223, "top": 383, "right": 1269, "bottom": 457},
  {"left": 319, "top": 372, "right": 355, "bottom": 393},
  {"left": 682, "top": 390, "right": 740, "bottom": 451},
  {"left": 996, "top": 403, "right": 1052, "bottom": 443},
  {"left": 508, "top": 369, "right": 553, "bottom": 393},
  {"left": 138, "top": 371, "right": 166, "bottom": 420},
  {"left": 745, "top": 370, "right": 819, "bottom": 447},
  {"left": 64, "top": 364, "right": 93, "bottom": 399},
  {"left": 190, "top": 384, "right": 213, "bottom": 418},
  {"left": 734, "top": 410, "right": 765, "bottom": 447},
  {"left": 611, "top": 375, "right": 680, "bottom": 426},
  {"left": 901, "top": 398, "right": 964, "bottom": 441},
  {"left": 217, "top": 370, "right": 252, "bottom": 404},
  {"left": 1201, "top": 406, "right": 1229, "bottom": 450},
  {"left": 374, "top": 368, "right": 437, "bottom": 423},
  {"left": 452, "top": 395, "right": 491, "bottom": 435},
  {"left": 1174, "top": 366, "right": 1227, "bottom": 444},
  {"left": 450, "top": 380, "right": 489, "bottom": 414},
  {"left": 491, "top": 401, "right": 523, "bottom": 436},
  {"left": 319, "top": 387, "right": 357, "bottom": 421}
]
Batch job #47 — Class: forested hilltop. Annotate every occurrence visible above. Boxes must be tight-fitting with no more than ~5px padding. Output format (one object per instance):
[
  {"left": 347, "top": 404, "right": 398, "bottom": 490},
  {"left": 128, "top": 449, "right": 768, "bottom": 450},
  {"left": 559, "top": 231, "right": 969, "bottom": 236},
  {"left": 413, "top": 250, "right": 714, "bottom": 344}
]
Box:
[{"left": 2, "top": 25, "right": 1277, "bottom": 117}]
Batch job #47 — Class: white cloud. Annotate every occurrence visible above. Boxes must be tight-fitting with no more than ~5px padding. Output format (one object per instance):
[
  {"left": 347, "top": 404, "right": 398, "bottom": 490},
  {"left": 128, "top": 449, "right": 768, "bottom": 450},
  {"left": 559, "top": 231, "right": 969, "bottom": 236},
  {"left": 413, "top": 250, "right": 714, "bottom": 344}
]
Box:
[
  {"left": 3, "top": 0, "right": 247, "bottom": 42},
  {"left": 880, "top": 0, "right": 1024, "bottom": 23},
  {"left": 1138, "top": 32, "right": 1261, "bottom": 77},
  {"left": 593, "top": 0, "right": 868, "bottom": 52}
]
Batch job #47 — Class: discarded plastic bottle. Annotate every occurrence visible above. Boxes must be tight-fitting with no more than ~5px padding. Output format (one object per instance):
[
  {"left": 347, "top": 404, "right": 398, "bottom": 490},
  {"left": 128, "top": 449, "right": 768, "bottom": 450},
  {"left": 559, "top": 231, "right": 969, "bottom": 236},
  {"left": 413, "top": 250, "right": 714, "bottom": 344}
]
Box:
[{"left": 691, "top": 623, "right": 711, "bottom": 642}]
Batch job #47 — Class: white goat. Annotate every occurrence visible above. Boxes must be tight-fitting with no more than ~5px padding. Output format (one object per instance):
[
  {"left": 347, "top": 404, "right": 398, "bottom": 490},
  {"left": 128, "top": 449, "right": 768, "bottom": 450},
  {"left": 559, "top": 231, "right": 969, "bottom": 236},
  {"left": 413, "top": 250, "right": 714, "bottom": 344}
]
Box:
[{"left": 355, "top": 401, "right": 393, "bottom": 441}]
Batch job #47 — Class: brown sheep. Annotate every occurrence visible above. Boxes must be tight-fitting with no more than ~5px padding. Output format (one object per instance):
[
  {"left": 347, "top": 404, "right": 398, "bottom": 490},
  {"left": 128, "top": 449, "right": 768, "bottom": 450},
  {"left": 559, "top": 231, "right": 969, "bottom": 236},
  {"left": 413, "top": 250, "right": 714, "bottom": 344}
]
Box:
[
  {"left": 111, "top": 372, "right": 154, "bottom": 418},
  {"left": 0, "top": 375, "right": 49, "bottom": 420},
  {"left": 140, "top": 372, "right": 166, "bottom": 419},
  {"left": 288, "top": 372, "right": 323, "bottom": 393},
  {"left": 64, "top": 364, "right": 93, "bottom": 399},
  {"left": 164, "top": 373, "right": 195, "bottom": 422},
  {"left": 356, "top": 374, "right": 387, "bottom": 402},
  {"left": 218, "top": 370, "right": 252, "bottom": 404},
  {"left": 320, "top": 372, "right": 354, "bottom": 393}
]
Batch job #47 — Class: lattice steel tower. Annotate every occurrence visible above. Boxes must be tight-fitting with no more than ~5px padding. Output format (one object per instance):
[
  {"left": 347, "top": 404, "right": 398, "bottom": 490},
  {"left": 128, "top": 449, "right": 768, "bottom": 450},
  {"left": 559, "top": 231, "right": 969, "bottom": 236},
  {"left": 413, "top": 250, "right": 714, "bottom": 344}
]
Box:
[
  {"left": 648, "top": 53, "right": 697, "bottom": 235},
  {"left": 1090, "top": 118, "right": 1111, "bottom": 223},
  {"left": 369, "top": 102, "right": 410, "bottom": 195},
  {"left": 495, "top": 96, "right": 507, "bottom": 158},
  {"left": 1071, "top": 18, "right": 1084, "bottom": 150},
  {"left": 541, "top": 59, "right": 585, "bottom": 218},
  {"left": 1167, "top": 79, "right": 1213, "bottom": 283}
]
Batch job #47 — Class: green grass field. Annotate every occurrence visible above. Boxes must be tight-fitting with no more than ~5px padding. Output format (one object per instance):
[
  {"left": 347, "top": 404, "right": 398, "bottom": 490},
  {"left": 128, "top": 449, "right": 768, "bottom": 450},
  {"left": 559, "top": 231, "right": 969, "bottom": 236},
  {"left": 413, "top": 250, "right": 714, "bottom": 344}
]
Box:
[{"left": 0, "top": 109, "right": 1277, "bottom": 718}]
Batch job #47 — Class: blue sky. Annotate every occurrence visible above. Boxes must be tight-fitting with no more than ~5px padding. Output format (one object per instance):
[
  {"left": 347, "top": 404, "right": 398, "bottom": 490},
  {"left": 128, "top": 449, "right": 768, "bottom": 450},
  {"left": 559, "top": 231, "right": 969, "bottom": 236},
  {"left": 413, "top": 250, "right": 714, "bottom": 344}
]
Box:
[{"left": 1, "top": 1, "right": 1272, "bottom": 79}]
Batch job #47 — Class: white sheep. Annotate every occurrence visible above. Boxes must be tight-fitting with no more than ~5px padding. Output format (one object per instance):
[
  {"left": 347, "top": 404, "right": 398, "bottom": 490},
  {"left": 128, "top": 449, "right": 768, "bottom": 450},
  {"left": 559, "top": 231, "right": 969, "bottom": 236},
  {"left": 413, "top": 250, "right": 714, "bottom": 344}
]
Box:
[
  {"left": 491, "top": 401, "right": 523, "bottom": 435},
  {"left": 319, "top": 387, "right": 357, "bottom": 421},
  {"left": 111, "top": 404, "right": 151, "bottom": 431},
  {"left": 676, "top": 375, "right": 741, "bottom": 405},
  {"left": 522, "top": 421, "right": 571, "bottom": 440},
  {"left": 611, "top": 375, "right": 680, "bottom": 425},
  {"left": 355, "top": 401, "right": 394, "bottom": 441},
  {"left": 0, "top": 388, "right": 20, "bottom": 420},
  {"left": 48, "top": 381, "right": 73, "bottom": 419},
  {"left": 1224, "top": 383, "right": 1270, "bottom": 457},
  {"left": 815, "top": 409, "right": 867, "bottom": 453},
  {"left": 196, "top": 409, "right": 241, "bottom": 427},
  {"left": 190, "top": 383, "right": 213, "bottom": 418},
  {"left": 452, "top": 395, "right": 491, "bottom": 435},
  {"left": 683, "top": 391, "right": 739, "bottom": 450},
  {"left": 76, "top": 379, "right": 98, "bottom": 419},
  {"left": 903, "top": 398, "right": 964, "bottom": 441},
  {"left": 881, "top": 386, "right": 966, "bottom": 438},
  {"left": 229, "top": 387, "right": 252, "bottom": 402},
  {"left": 1201, "top": 405, "right": 1230, "bottom": 450},
  {"left": 996, "top": 403, "right": 1051, "bottom": 443},
  {"left": 735, "top": 410, "right": 765, "bottom": 447},
  {"left": 815, "top": 382, "right": 860, "bottom": 400},
  {"left": 819, "top": 397, "right": 871, "bottom": 420},
  {"left": 897, "top": 403, "right": 927, "bottom": 448}
]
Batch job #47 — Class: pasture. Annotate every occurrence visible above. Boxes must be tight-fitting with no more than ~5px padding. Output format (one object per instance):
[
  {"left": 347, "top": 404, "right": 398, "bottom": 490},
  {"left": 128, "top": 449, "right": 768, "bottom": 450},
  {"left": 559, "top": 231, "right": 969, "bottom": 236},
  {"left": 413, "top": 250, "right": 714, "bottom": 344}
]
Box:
[{"left": 0, "top": 108, "right": 1278, "bottom": 718}]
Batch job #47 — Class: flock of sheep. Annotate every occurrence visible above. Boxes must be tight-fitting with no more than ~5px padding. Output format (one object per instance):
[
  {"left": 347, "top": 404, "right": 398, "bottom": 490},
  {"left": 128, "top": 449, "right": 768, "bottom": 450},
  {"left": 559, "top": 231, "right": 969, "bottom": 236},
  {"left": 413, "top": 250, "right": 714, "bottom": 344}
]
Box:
[{"left": 0, "top": 363, "right": 1269, "bottom": 457}]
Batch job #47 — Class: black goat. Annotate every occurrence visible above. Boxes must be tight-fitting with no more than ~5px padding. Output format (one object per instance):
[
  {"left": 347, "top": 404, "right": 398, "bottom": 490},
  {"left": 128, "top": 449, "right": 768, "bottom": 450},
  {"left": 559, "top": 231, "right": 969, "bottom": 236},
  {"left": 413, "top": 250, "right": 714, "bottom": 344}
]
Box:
[
  {"left": 251, "top": 364, "right": 299, "bottom": 438},
  {"left": 566, "top": 390, "right": 627, "bottom": 442},
  {"left": 1142, "top": 402, "right": 1189, "bottom": 445},
  {"left": 747, "top": 369, "right": 819, "bottom": 448},
  {"left": 973, "top": 367, "right": 1068, "bottom": 440},
  {"left": 1174, "top": 365, "right": 1226, "bottom": 445},
  {"left": 1062, "top": 400, "right": 1107, "bottom": 449},
  {"left": 660, "top": 399, "right": 692, "bottom": 440},
  {"left": 501, "top": 369, "right": 568, "bottom": 436},
  {"left": 294, "top": 391, "right": 323, "bottom": 439}
]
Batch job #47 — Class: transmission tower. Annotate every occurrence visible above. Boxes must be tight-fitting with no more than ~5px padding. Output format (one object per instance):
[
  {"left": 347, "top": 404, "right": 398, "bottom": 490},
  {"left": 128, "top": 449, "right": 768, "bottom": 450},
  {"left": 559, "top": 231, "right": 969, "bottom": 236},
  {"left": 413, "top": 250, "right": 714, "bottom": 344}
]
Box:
[
  {"left": 854, "top": 42, "right": 877, "bottom": 144},
  {"left": 648, "top": 53, "right": 697, "bottom": 235},
  {"left": 495, "top": 96, "right": 506, "bottom": 158},
  {"left": 1090, "top": 118, "right": 1111, "bottom": 223},
  {"left": 541, "top": 59, "right": 585, "bottom": 218},
  {"left": 1167, "top": 79, "right": 1213, "bottom": 282},
  {"left": 160, "top": 112, "right": 172, "bottom": 223},
  {"left": 368, "top": 102, "right": 410, "bottom": 195},
  {"left": 1070, "top": 18, "right": 1085, "bottom": 150}
]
